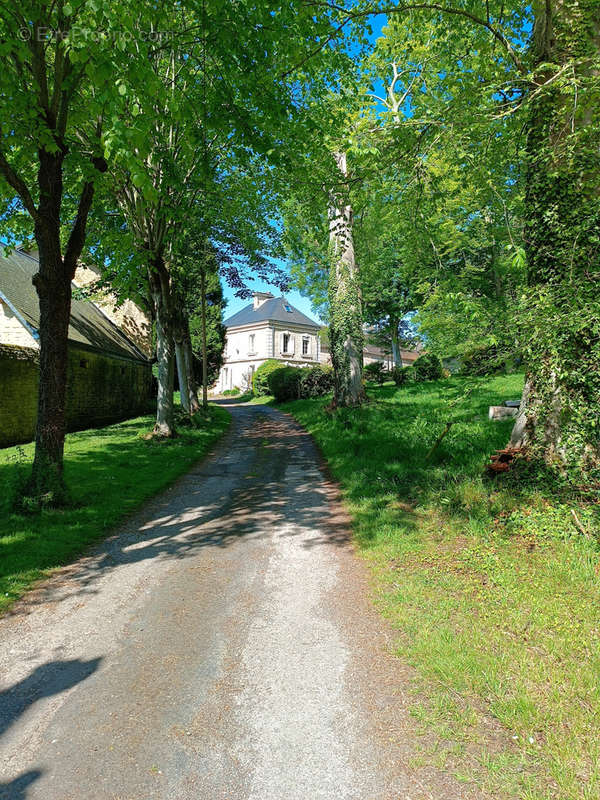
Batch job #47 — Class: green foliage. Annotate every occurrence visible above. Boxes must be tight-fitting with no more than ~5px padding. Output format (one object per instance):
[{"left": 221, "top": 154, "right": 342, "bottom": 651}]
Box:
[
  {"left": 461, "top": 345, "right": 507, "bottom": 377},
  {"left": 267, "top": 366, "right": 302, "bottom": 402},
  {"left": 364, "top": 361, "right": 387, "bottom": 384},
  {"left": 298, "top": 365, "right": 334, "bottom": 398},
  {"left": 413, "top": 353, "right": 444, "bottom": 382},
  {"left": 253, "top": 359, "right": 284, "bottom": 397},
  {"left": 222, "top": 388, "right": 240, "bottom": 397},
  {"left": 392, "top": 365, "right": 416, "bottom": 387}
]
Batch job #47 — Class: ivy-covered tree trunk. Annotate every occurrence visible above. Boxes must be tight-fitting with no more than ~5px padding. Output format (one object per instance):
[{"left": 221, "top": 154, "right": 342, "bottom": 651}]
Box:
[
  {"left": 149, "top": 257, "right": 176, "bottom": 437},
  {"left": 511, "top": 0, "right": 600, "bottom": 474},
  {"left": 328, "top": 151, "right": 365, "bottom": 407}
]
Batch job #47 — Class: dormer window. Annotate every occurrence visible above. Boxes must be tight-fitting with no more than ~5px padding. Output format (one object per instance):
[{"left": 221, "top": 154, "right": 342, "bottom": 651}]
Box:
[{"left": 284, "top": 303, "right": 293, "bottom": 313}]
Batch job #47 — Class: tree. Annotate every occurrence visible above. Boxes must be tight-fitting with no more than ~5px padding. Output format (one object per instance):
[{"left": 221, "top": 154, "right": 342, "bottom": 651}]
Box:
[{"left": 0, "top": 1, "right": 153, "bottom": 500}]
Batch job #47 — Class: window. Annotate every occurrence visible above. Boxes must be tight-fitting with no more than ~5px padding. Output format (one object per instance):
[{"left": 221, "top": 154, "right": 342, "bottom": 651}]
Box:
[
  {"left": 248, "top": 333, "right": 255, "bottom": 353},
  {"left": 284, "top": 303, "right": 293, "bottom": 313},
  {"left": 282, "top": 333, "right": 290, "bottom": 353},
  {"left": 302, "top": 336, "right": 309, "bottom": 356}
]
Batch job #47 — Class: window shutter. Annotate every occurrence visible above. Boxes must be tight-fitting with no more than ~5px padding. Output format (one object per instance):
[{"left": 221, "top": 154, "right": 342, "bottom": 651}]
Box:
[
  {"left": 280, "top": 332, "right": 285, "bottom": 353},
  {"left": 290, "top": 333, "right": 295, "bottom": 354}
]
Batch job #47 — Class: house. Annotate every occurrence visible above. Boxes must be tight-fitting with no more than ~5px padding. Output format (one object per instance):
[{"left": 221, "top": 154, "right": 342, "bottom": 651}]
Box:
[
  {"left": 217, "top": 292, "right": 321, "bottom": 392},
  {"left": 216, "top": 291, "right": 422, "bottom": 393},
  {"left": 0, "top": 247, "right": 153, "bottom": 448}
]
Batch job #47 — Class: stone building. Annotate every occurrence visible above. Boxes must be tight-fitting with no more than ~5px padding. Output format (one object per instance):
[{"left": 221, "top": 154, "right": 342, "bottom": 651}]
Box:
[{"left": 0, "top": 248, "right": 153, "bottom": 448}]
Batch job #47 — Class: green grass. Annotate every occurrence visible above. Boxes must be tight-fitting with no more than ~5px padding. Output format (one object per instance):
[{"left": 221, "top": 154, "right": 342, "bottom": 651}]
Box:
[
  {"left": 0, "top": 405, "right": 230, "bottom": 614},
  {"left": 281, "top": 374, "right": 600, "bottom": 800}
]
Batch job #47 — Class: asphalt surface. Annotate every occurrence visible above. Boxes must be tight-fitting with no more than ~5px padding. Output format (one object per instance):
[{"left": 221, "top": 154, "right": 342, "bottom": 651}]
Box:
[{"left": 0, "top": 403, "right": 481, "bottom": 800}]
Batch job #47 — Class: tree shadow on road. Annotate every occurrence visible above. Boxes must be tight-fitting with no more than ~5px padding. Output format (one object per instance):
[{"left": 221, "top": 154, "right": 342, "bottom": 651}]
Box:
[
  {"left": 0, "top": 769, "right": 42, "bottom": 800},
  {"left": 0, "top": 658, "right": 102, "bottom": 740}
]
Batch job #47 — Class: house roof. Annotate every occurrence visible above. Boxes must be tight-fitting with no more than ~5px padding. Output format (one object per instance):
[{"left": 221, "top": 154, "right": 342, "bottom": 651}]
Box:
[
  {"left": 0, "top": 249, "right": 149, "bottom": 362},
  {"left": 224, "top": 296, "right": 319, "bottom": 329}
]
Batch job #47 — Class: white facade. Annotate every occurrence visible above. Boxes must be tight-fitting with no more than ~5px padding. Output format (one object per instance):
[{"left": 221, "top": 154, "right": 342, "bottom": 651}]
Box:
[
  {"left": 217, "top": 295, "right": 321, "bottom": 393},
  {"left": 0, "top": 298, "right": 37, "bottom": 348}
]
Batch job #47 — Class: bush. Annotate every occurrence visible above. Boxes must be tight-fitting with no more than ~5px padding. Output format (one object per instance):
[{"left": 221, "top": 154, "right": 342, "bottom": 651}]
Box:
[
  {"left": 392, "top": 365, "right": 416, "bottom": 386},
  {"left": 298, "top": 365, "right": 334, "bottom": 398},
  {"left": 222, "top": 387, "right": 240, "bottom": 396},
  {"left": 461, "top": 345, "right": 506, "bottom": 377},
  {"left": 413, "top": 353, "right": 443, "bottom": 382},
  {"left": 268, "top": 366, "right": 302, "bottom": 401},
  {"left": 253, "top": 359, "right": 282, "bottom": 396},
  {"left": 364, "top": 361, "right": 387, "bottom": 384}
]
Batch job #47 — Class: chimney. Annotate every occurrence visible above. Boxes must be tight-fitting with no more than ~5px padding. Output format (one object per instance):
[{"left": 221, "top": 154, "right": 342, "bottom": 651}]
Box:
[{"left": 253, "top": 291, "right": 273, "bottom": 310}]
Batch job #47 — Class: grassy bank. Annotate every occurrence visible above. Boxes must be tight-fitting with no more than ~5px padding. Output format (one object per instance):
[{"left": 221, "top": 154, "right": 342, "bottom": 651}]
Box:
[
  {"left": 282, "top": 375, "right": 600, "bottom": 800},
  {"left": 0, "top": 406, "right": 230, "bottom": 614}
]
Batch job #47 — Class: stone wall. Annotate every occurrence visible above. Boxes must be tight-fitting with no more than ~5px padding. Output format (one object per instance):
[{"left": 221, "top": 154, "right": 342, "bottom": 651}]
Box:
[{"left": 0, "top": 344, "right": 154, "bottom": 448}]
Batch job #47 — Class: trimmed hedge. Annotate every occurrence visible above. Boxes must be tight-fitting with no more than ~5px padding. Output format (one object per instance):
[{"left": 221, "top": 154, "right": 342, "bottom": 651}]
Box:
[
  {"left": 299, "top": 365, "right": 334, "bottom": 398},
  {"left": 253, "top": 359, "right": 282, "bottom": 396},
  {"left": 267, "top": 364, "right": 334, "bottom": 402},
  {"left": 268, "top": 366, "right": 302, "bottom": 401}
]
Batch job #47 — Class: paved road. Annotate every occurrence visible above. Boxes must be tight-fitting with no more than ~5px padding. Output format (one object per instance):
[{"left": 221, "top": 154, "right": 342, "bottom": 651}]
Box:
[{"left": 0, "top": 404, "right": 475, "bottom": 800}]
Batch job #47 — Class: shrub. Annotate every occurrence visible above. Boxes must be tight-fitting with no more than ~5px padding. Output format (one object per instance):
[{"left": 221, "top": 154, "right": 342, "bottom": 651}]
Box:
[
  {"left": 268, "top": 366, "right": 302, "bottom": 401},
  {"left": 413, "top": 353, "right": 443, "bottom": 382},
  {"left": 222, "top": 387, "right": 240, "bottom": 397},
  {"left": 253, "top": 359, "right": 282, "bottom": 396},
  {"left": 461, "top": 345, "right": 506, "bottom": 377},
  {"left": 298, "top": 365, "right": 334, "bottom": 398},
  {"left": 364, "top": 361, "right": 387, "bottom": 384},
  {"left": 392, "top": 365, "right": 416, "bottom": 386}
]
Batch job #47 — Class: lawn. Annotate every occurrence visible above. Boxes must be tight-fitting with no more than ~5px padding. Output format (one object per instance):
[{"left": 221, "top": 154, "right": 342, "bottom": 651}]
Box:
[
  {"left": 282, "top": 374, "right": 600, "bottom": 800},
  {"left": 0, "top": 405, "right": 230, "bottom": 615}
]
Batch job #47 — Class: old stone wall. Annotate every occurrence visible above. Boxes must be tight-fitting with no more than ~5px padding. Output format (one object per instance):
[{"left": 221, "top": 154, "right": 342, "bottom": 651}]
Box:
[{"left": 0, "top": 344, "right": 153, "bottom": 448}]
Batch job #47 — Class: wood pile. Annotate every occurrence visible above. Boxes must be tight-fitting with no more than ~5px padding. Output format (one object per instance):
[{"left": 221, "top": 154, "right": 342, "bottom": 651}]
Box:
[{"left": 487, "top": 446, "right": 522, "bottom": 475}]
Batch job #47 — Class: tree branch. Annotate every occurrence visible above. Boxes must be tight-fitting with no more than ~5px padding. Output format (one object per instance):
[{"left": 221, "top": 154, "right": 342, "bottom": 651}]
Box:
[{"left": 0, "top": 147, "right": 38, "bottom": 220}]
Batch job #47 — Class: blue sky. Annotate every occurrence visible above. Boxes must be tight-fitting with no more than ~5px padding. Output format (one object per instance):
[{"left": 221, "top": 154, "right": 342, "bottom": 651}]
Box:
[{"left": 222, "top": 262, "right": 323, "bottom": 324}]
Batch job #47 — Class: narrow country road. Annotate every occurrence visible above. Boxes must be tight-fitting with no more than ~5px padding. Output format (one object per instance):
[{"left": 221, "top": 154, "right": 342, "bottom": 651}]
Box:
[{"left": 0, "top": 404, "right": 475, "bottom": 800}]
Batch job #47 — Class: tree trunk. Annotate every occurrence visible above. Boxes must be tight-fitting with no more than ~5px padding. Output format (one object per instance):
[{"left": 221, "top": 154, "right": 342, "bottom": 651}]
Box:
[
  {"left": 183, "top": 327, "right": 201, "bottom": 414},
  {"left": 511, "top": 0, "right": 600, "bottom": 471},
  {"left": 175, "top": 339, "right": 191, "bottom": 414},
  {"left": 389, "top": 316, "right": 401, "bottom": 368},
  {"left": 28, "top": 148, "right": 100, "bottom": 501},
  {"left": 29, "top": 227, "right": 71, "bottom": 500},
  {"left": 200, "top": 269, "right": 209, "bottom": 410},
  {"left": 149, "top": 258, "right": 176, "bottom": 437},
  {"left": 328, "top": 151, "right": 365, "bottom": 407}
]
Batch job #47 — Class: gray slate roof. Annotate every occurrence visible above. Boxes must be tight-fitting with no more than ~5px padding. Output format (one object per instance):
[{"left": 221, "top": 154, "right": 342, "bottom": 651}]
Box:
[
  {"left": 224, "top": 296, "right": 319, "bottom": 329},
  {"left": 0, "top": 249, "right": 148, "bottom": 362}
]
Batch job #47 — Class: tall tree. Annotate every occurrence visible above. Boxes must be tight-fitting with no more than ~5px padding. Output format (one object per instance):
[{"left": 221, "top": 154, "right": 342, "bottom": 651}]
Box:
[{"left": 0, "top": 1, "right": 152, "bottom": 500}]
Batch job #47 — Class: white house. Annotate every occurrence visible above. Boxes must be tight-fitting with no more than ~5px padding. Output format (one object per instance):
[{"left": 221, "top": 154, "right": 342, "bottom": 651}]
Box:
[
  {"left": 215, "top": 291, "right": 422, "bottom": 393},
  {"left": 216, "top": 292, "right": 322, "bottom": 392}
]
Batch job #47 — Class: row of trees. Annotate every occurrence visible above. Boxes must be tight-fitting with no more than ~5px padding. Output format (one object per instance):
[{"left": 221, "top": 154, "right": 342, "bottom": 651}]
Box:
[
  {"left": 0, "top": 0, "right": 357, "bottom": 500},
  {"left": 1, "top": 0, "right": 598, "bottom": 497},
  {"left": 284, "top": 0, "right": 600, "bottom": 477}
]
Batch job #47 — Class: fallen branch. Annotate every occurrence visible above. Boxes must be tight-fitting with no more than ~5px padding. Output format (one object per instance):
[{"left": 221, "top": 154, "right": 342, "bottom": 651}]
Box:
[{"left": 425, "top": 421, "right": 455, "bottom": 461}]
